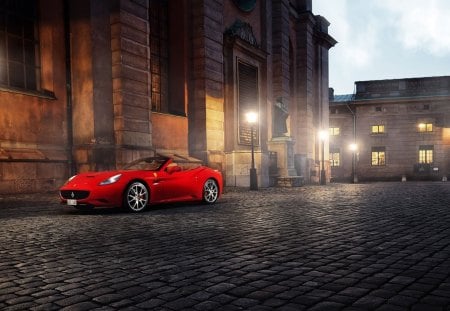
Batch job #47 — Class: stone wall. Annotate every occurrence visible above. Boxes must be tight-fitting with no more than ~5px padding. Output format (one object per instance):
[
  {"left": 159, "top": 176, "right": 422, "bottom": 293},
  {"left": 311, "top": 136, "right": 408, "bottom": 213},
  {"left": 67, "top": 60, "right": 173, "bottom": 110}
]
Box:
[{"left": 0, "top": 0, "right": 68, "bottom": 193}]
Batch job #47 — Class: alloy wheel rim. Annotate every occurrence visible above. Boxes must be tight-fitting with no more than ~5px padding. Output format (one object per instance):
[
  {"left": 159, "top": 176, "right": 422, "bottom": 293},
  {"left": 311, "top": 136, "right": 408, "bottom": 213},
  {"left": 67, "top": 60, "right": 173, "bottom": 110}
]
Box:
[
  {"left": 204, "top": 180, "right": 218, "bottom": 203},
  {"left": 127, "top": 183, "right": 148, "bottom": 211}
]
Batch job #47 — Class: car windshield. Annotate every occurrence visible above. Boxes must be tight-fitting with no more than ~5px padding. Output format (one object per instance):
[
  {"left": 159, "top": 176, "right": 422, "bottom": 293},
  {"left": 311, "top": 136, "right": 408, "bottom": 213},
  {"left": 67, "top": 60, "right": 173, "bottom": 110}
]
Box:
[{"left": 123, "top": 157, "right": 168, "bottom": 171}]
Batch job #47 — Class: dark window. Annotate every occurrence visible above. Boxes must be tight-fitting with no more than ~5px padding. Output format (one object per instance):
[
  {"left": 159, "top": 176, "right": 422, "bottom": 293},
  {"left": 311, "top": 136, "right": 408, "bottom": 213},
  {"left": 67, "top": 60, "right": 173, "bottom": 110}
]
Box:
[
  {"left": 0, "top": 0, "right": 40, "bottom": 91},
  {"left": 375, "top": 106, "right": 382, "bottom": 112},
  {"left": 149, "top": 0, "right": 168, "bottom": 112},
  {"left": 238, "top": 61, "right": 259, "bottom": 146},
  {"left": 149, "top": 0, "right": 185, "bottom": 115}
]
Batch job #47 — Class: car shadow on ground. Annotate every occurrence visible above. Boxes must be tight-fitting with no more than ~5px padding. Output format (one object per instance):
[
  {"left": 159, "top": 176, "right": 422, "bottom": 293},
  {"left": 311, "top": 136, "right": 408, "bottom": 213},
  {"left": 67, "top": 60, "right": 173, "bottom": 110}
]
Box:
[{"left": 64, "top": 200, "right": 216, "bottom": 216}]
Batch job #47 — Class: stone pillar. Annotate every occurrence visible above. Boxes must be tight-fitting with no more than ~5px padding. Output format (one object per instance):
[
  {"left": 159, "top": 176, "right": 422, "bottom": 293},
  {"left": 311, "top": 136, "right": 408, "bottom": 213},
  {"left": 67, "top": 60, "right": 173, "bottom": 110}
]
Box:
[
  {"left": 294, "top": 9, "right": 336, "bottom": 184},
  {"left": 272, "top": 0, "right": 291, "bottom": 133},
  {"left": 70, "top": 0, "right": 116, "bottom": 172},
  {"left": 111, "top": 0, "right": 153, "bottom": 166},
  {"left": 269, "top": 0, "right": 297, "bottom": 185},
  {"left": 189, "top": 0, "right": 225, "bottom": 170},
  {"left": 268, "top": 137, "right": 297, "bottom": 176},
  {"left": 294, "top": 10, "right": 316, "bottom": 183}
]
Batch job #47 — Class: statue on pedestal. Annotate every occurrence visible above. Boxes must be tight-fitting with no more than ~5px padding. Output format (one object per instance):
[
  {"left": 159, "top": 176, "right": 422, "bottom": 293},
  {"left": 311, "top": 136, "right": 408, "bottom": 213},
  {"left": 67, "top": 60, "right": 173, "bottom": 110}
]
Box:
[{"left": 273, "top": 98, "right": 289, "bottom": 137}]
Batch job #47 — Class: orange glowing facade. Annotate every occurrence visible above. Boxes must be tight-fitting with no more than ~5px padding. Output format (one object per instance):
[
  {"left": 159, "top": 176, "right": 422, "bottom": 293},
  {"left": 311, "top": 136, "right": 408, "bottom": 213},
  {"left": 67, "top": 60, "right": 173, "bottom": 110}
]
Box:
[{"left": 0, "top": 0, "right": 335, "bottom": 193}]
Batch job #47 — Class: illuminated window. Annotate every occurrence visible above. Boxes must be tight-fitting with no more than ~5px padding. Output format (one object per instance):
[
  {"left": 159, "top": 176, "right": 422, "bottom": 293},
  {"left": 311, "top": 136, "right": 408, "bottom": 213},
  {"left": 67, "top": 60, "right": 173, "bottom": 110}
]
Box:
[
  {"left": 371, "top": 125, "right": 385, "bottom": 134},
  {"left": 329, "top": 127, "right": 340, "bottom": 136},
  {"left": 371, "top": 147, "right": 385, "bottom": 166},
  {"left": 329, "top": 149, "right": 340, "bottom": 167},
  {"left": 0, "top": 1, "right": 40, "bottom": 91},
  {"left": 419, "top": 145, "right": 433, "bottom": 164},
  {"left": 418, "top": 123, "right": 433, "bottom": 132}
]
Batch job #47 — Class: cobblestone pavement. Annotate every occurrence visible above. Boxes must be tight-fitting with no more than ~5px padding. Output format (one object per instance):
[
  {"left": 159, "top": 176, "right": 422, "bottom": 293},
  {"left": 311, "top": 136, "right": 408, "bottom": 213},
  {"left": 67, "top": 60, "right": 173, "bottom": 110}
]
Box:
[{"left": 1, "top": 182, "right": 450, "bottom": 310}]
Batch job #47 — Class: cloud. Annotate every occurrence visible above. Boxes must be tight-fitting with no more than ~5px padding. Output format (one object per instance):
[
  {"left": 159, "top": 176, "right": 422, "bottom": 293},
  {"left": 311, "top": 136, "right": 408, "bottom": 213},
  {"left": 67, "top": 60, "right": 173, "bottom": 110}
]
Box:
[
  {"left": 314, "top": 0, "right": 380, "bottom": 68},
  {"left": 376, "top": 0, "right": 450, "bottom": 56}
]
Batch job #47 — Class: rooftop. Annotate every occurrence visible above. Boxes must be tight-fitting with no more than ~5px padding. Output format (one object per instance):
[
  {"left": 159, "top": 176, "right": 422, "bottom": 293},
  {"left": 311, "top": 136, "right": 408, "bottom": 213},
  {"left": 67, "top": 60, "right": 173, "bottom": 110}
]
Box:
[{"left": 331, "top": 76, "right": 450, "bottom": 103}]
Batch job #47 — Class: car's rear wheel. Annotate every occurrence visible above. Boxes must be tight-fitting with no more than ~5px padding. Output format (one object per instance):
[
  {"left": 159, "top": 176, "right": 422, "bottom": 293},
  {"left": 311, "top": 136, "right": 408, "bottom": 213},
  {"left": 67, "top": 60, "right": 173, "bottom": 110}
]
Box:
[
  {"left": 124, "top": 181, "right": 149, "bottom": 212},
  {"left": 203, "top": 179, "right": 219, "bottom": 204}
]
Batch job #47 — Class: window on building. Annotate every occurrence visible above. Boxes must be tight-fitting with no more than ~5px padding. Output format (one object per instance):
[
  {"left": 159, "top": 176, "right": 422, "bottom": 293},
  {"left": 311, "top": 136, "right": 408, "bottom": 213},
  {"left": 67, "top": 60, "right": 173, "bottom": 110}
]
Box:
[
  {"left": 238, "top": 60, "right": 259, "bottom": 146},
  {"left": 329, "top": 149, "right": 340, "bottom": 167},
  {"left": 329, "top": 127, "right": 340, "bottom": 136},
  {"left": 371, "top": 147, "right": 386, "bottom": 166},
  {"left": 418, "top": 123, "right": 433, "bottom": 132},
  {"left": 0, "top": 0, "right": 40, "bottom": 91},
  {"left": 375, "top": 106, "right": 382, "bottom": 112},
  {"left": 149, "top": 0, "right": 168, "bottom": 112},
  {"left": 419, "top": 145, "right": 433, "bottom": 164},
  {"left": 371, "top": 125, "right": 385, "bottom": 134},
  {"left": 149, "top": 1, "right": 186, "bottom": 115}
]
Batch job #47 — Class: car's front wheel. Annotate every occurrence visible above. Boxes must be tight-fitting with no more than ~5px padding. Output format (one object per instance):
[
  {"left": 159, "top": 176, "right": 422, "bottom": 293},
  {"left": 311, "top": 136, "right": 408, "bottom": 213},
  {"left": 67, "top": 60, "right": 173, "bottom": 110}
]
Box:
[
  {"left": 203, "top": 179, "right": 219, "bottom": 204},
  {"left": 124, "top": 181, "right": 149, "bottom": 212}
]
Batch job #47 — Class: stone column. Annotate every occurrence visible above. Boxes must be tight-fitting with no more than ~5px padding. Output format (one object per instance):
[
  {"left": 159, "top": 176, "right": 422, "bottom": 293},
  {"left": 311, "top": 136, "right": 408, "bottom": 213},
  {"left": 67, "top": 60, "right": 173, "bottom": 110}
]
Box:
[
  {"left": 111, "top": 0, "right": 153, "bottom": 166},
  {"left": 70, "top": 0, "right": 116, "bottom": 172},
  {"left": 189, "top": 0, "right": 225, "bottom": 170}
]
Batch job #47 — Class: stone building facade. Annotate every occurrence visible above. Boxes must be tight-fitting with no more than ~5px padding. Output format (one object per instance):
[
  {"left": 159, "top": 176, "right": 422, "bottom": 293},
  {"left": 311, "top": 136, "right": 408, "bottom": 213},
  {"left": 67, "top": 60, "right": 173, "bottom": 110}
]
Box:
[
  {"left": 329, "top": 76, "right": 450, "bottom": 182},
  {"left": 0, "top": 0, "right": 335, "bottom": 194}
]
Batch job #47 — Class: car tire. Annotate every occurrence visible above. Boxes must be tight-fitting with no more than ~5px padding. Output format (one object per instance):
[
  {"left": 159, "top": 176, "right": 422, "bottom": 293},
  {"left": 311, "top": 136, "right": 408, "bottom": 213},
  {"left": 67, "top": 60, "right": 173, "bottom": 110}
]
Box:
[
  {"left": 124, "top": 181, "right": 149, "bottom": 212},
  {"left": 203, "top": 179, "right": 219, "bottom": 204}
]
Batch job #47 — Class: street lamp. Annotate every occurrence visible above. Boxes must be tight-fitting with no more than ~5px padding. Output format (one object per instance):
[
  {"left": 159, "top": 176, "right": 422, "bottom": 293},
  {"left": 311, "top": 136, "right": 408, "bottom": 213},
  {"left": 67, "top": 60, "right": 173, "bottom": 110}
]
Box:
[
  {"left": 349, "top": 143, "right": 358, "bottom": 183},
  {"left": 319, "top": 130, "right": 328, "bottom": 185},
  {"left": 246, "top": 111, "right": 258, "bottom": 190}
]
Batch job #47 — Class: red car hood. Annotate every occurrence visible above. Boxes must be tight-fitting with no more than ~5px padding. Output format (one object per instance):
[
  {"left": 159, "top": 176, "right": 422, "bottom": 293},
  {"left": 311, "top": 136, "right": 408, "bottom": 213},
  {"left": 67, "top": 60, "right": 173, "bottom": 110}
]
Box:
[{"left": 66, "top": 170, "right": 128, "bottom": 187}]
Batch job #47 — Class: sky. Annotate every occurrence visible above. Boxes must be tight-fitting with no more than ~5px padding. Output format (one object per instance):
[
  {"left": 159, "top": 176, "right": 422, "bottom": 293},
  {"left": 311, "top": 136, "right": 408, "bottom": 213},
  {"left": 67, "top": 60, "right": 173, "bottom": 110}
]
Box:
[{"left": 313, "top": 0, "right": 450, "bottom": 95}]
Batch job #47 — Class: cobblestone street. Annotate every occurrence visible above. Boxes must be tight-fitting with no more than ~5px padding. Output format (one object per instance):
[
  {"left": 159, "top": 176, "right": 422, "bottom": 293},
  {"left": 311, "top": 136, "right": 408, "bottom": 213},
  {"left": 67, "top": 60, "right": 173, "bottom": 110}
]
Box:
[{"left": 1, "top": 182, "right": 450, "bottom": 310}]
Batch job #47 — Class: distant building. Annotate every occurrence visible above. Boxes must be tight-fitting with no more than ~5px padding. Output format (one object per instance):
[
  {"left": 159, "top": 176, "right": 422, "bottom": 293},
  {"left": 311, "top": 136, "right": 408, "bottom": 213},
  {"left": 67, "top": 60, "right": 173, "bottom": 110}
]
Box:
[
  {"left": 0, "top": 0, "right": 335, "bottom": 194},
  {"left": 329, "top": 76, "right": 450, "bottom": 182}
]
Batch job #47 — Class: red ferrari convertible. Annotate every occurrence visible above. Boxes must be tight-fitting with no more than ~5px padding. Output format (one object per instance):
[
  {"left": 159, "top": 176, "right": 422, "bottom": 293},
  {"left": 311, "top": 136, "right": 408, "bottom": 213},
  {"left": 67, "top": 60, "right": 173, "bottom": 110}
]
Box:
[{"left": 60, "top": 155, "right": 223, "bottom": 212}]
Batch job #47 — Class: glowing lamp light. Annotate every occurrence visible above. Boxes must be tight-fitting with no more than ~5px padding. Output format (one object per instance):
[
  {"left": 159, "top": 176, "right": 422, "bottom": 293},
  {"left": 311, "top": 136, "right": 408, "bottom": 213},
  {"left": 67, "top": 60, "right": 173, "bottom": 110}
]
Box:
[
  {"left": 246, "top": 111, "right": 258, "bottom": 124},
  {"left": 349, "top": 143, "right": 358, "bottom": 151},
  {"left": 319, "top": 130, "right": 328, "bottom": 141}
]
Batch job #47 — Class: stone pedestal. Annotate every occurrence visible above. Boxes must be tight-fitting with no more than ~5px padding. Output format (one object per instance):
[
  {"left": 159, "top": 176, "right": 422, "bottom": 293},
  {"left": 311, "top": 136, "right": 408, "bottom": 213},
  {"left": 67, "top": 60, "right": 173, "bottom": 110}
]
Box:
[{"left": 268, "top": 137, "right": 297, "bottom": 178}]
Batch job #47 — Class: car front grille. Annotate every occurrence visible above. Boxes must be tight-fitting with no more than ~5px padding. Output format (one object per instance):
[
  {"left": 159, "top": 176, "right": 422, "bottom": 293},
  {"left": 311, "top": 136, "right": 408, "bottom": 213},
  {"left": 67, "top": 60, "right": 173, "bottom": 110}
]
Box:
[{"left": 60, "top": 190, "right": 90, "bottom": 200}]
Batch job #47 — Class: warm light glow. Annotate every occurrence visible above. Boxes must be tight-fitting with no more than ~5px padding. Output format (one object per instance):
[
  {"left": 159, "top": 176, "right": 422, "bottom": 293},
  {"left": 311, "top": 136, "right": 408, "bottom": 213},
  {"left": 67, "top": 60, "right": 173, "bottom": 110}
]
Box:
[
  {"left": 349, "top": 143, "right": 358, "bottom": 151},
  {"left": 418, "top": 122, "right": 433, "bottom": 132},
  {"left": 319, "top": 130, "right": 328, "bottom": 141},
  {"left": 246, "top": 111, "right": 258, "bottom": 124}
]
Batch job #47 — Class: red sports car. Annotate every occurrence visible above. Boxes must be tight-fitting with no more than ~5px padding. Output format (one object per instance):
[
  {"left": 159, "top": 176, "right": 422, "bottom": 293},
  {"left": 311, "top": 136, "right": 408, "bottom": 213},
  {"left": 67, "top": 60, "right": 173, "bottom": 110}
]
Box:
[{"left": 59, "top": 155, "right": 223, "bottom": 212}]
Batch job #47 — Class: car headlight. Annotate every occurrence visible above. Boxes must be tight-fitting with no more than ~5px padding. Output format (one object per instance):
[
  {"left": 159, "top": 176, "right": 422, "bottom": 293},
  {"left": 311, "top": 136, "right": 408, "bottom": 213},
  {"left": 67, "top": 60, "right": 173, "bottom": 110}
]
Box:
[
  {"left": 99, "top": 174, "right": 122, "bottom": 186},
  {"left": 64, "top": 175, "right": 77, "bottom": 185}
]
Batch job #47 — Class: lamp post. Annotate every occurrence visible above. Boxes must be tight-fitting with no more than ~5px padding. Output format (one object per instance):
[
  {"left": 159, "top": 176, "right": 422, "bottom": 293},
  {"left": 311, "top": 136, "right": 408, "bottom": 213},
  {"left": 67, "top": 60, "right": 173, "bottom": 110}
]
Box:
[
  {"left": 319, "top": 130, "right": 327, "bottom": 185},
  {"left": 349, "top": 143, "right": 358, "bottom": 183},
  {"left": 246, "top": 111, "right": 258, "bottom": 190}
]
